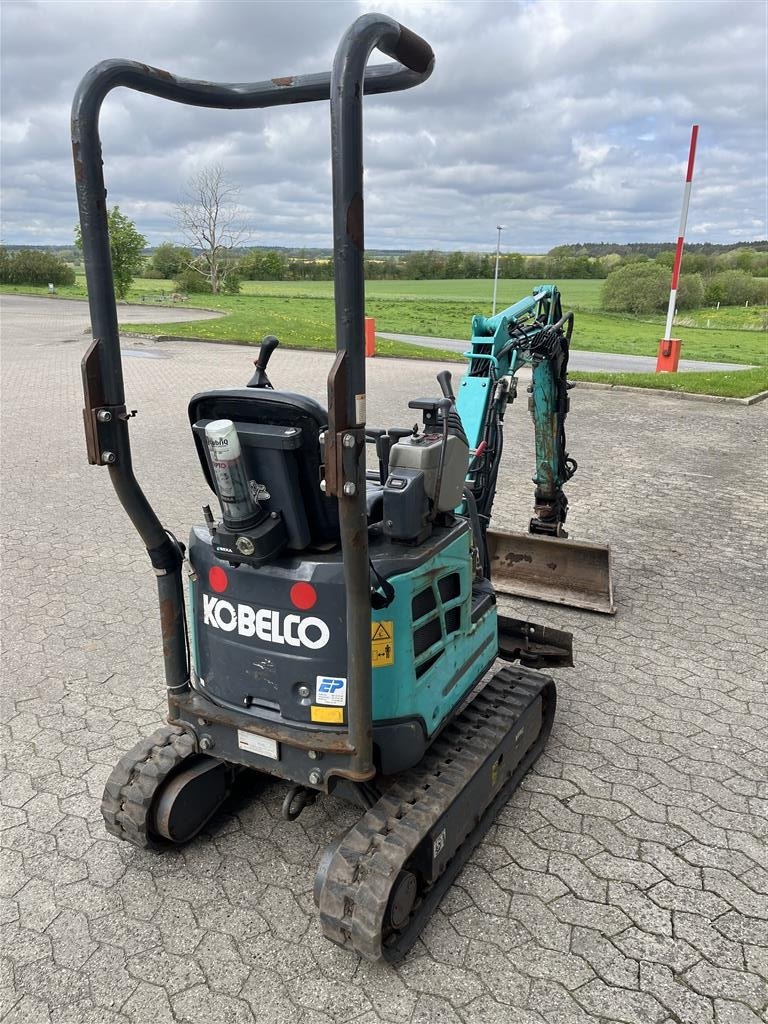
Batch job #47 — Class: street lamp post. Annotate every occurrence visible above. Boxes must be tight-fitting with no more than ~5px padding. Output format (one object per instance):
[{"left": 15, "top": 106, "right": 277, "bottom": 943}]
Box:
[{"left": 492, "top": 224, "right": 504, "bottom": 315}]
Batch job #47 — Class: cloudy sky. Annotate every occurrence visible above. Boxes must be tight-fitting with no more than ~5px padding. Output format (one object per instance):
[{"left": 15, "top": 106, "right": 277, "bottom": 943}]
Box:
[{"left": 1, "top": 0, "right": 766, "bottom": 252}]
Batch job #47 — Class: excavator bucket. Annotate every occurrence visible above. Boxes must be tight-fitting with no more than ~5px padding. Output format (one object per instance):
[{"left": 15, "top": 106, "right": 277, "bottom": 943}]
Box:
[{"left": 487, "top": 529, "right": 615, "bottom": 615}]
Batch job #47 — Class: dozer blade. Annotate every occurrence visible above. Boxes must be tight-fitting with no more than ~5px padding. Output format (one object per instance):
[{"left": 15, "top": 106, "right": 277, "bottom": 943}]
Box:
[{"left": 487, "top": 528, "right": 615, "bottom": 615}]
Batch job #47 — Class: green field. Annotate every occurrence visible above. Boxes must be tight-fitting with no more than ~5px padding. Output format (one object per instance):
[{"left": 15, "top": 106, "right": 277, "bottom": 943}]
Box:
[
  {"left": 3, "top": 275, "right": 766, "bottom": 396},
  {"left": 239, "top": 277, "right": 606, "bottom": 308},
  {"left": 124, "top": 277, "right": 768, "bottom": 375}
]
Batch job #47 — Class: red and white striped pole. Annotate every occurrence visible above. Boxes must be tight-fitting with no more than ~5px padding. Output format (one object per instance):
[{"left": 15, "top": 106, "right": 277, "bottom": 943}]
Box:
[{"left": 656, "top": 124, "right": 699, "bottom": 373}]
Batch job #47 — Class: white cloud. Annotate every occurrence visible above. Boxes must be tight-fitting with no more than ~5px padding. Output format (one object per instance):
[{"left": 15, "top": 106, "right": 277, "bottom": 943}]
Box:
[{"left": 0, "top": 0, "right": 765, "bottom": 248}]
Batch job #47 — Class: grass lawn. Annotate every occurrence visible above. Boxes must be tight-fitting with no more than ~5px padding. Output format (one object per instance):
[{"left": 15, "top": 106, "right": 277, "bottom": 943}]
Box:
[
  {"left": 570, "top": 367, "right": 767, "bottom": 400},
  {"left": 3, "top": 276, "right": 766, "bottom": 395}
]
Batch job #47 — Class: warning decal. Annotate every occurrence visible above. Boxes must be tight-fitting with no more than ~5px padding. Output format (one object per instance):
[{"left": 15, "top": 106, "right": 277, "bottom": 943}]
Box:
[{"left": 371, "top": 620, "right": 394, "bottom": 667}]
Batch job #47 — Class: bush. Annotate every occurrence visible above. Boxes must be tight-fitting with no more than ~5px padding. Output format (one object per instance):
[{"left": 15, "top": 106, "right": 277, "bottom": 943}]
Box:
[
  {"left": 601, "top": 262, "right": 669, "bottom": 314},
  {"left": 601, "top": 263, "right": 707, "bottom": 314},
  {"left": 676, "top": 272, "right": 705, "bottom": 310},
  {"left": 0, "top": 248, "right": 76, "bottom": 286},
  {"left": 151, "top": 242, "right": 191, "bottom": 278},
  {"left": 221, "top": 270, "right": 241, "bottom": 295},
  {"left": 239, "top": 250, "right": 285, "bottom": 281},
  {"left": 173, "top": 269, "right": 213, "bottom": 294},
  {"left": 141, "top": 268, "right": 165, "bottom": 279},
  {"left": 705, "top": 270, "right": 767, "bottom": 306}
]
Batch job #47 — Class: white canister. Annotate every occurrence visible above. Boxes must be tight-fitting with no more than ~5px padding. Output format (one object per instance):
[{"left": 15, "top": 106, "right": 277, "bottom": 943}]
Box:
[{"left": 204, "top": 419, "right": 255, "bottom": 524}]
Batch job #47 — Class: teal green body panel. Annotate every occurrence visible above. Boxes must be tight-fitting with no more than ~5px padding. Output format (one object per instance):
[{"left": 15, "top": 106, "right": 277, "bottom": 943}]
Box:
[{"left": 371, "top": 529, "right": 497, "bottom": 735}]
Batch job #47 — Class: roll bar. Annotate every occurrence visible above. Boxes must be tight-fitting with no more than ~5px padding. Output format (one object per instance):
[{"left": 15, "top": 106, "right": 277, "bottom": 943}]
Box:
[{"left": 72, "top": 14, "right": 434, "bottom": 782}]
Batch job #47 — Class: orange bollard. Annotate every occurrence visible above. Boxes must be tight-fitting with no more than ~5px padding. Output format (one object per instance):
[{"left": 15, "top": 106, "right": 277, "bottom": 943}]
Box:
[
  {"left": 365, "top": 316, "right": 376, "bottom": 357},
  {"left": 656, "top": 338, "right": 681, "bottom": 373}
]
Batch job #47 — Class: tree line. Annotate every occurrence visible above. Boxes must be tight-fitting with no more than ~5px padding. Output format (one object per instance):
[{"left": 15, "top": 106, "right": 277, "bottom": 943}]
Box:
[
  {"left": 137, "top": 243, "right": 768, "bottom": 289},
  {"left": 2, "top": 156, "right": 766, "bottom": 316},
  {"left": 4, "top": 163, "right": 767, "bottom": 299}
]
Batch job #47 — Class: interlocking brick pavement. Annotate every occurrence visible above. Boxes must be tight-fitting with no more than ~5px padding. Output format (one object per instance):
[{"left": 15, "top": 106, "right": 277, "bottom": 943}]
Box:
[{"left": 1, "top": 295, "right": 766, "bottom": 1024}]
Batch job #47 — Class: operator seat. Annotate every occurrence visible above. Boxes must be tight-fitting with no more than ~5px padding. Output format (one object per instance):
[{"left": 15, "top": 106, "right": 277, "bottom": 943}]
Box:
[{"left": 188, "top": 388, "right": 383, "bottom": 549}]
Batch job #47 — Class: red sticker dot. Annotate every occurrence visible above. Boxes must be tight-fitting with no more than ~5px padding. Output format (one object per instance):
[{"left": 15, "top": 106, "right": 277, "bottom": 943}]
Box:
[
  {"left": 290, "top": 582, "right": 317, "bottom": 610},
  {"left": 209, "top": 566, "right": 228, "bottom": 593}
]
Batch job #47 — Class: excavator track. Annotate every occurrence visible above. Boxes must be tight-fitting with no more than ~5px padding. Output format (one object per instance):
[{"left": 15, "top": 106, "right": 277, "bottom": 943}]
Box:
[
  {"left": 316, "top": 665, "right": 556, "bottom": 962},
  {"left": 101, "top": 725, "right": 197, "bottom": 849}
]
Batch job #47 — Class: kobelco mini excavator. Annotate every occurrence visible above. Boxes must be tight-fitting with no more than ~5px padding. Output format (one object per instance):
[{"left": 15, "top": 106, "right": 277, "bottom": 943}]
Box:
[{"left": 73, "top": 14, "right": 573, "bottom": 962}]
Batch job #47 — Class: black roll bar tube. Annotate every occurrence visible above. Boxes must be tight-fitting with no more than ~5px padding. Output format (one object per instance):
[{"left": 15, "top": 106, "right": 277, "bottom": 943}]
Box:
[
  {"left": 326, "top": 15, "right": 434, "bottom": 779},
  {"left": 71, "top": 13, "right": 433, "bottom": 780}
]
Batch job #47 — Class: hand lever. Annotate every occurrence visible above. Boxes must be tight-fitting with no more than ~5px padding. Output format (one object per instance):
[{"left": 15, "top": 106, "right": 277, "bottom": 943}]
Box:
[
  {"left": 247, "top": 335, "right": 279, "bottom": 389},
  {"left": 436, "top": 370, "right": 455, "bottom": 402}
]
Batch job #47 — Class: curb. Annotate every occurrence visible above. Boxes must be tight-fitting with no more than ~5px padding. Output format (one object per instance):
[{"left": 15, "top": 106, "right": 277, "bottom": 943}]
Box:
[
  {"left": 573, "top": 381, "right": 768, "bottom": 406},
  {"left": 120, "top": 332, "right": 465, "bottom": 362},
  {"left": 122, "top": 333, "right": 767, "bottom": 406},
  {"left": 124, "top": 333, "right": 244, "bottom": 344}
]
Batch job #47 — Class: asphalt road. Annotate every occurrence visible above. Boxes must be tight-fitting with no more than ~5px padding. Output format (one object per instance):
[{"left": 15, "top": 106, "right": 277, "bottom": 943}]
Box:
[
  {"left": 2, "top": 295, "right": 767, "bottom": 1024},
  {"left": 378, "top": 331, "right": 755, "bottom": 373}
]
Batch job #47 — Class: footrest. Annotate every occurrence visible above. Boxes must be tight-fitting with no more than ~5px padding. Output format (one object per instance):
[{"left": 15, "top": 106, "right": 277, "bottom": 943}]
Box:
[{"left": 497, "top": 614, "right": 573, "bottom": 669}]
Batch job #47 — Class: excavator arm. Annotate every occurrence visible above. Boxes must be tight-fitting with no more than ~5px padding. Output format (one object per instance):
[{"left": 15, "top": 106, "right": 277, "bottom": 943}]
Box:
[
  {"left": 455, "top": 285, "right": 615, "bottom": 615},
  {"left": 457, "top": 284, "right": 575, "bottom": 537}
]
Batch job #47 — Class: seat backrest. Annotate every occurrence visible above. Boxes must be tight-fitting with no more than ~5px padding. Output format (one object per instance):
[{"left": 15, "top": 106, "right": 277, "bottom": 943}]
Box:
[{"left": 188, "top": 388, "right": 340, "bottom": 548}]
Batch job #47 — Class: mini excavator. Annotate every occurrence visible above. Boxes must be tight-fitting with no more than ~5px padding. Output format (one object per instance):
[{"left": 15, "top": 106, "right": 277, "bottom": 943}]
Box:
[{"left": 74, "top": 14, "right": 576, "bottom": 962}]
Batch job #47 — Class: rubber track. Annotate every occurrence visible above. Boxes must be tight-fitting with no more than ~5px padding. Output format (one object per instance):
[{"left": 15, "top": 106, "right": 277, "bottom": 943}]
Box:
[
  {"left": 101, "top": 725, "right": 196, "bottom": 849},
  {"left": 317, "top": 665, "right": 555, "bottom": 962}
]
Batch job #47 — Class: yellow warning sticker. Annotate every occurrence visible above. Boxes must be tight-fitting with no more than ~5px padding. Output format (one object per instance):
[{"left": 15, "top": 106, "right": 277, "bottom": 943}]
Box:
[
  {"left": 371, "top": 620, "right": 394, "bottom": 667},
  {"left": 311, "top": 705, "right": 344, "bottom": 724}
]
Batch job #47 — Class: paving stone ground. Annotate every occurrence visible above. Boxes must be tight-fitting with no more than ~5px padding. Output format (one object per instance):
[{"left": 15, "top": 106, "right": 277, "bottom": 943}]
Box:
[{"left": 1, "top": 295, "right": 767, "bottom": 1024}]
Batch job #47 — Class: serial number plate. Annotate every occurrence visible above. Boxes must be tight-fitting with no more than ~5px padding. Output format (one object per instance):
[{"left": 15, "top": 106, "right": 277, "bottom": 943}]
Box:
[{"left": 237, "top": 730, "right": 278, "bottom": 760}]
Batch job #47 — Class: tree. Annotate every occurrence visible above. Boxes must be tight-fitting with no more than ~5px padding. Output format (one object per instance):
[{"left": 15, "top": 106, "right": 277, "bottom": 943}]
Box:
[
  {"left": 75, "top": 206, "right": 146, "bottom": 299},
  {"left": 501, "top": 252, "right": 525, "bottom": 278},
  {"left": 174, "top": 165, "right": 249, "bottom": 293},
  {"left": 151, "top": 242, "right": 191, "bottom": 279}
]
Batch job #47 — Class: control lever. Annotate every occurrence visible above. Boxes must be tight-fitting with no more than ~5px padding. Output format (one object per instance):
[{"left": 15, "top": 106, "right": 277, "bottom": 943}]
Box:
[
  {"left": 367, "top": 427, "right": 416, "bottom": 483},
  {"left": 436, "top": 370, "right": 455, "bottom": 402},
  {"left": 365, "top": 428, "right": 386, "bottom": 483},
  {"left": 247, "top": 335, "right": 279, "bottom": 389}
]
